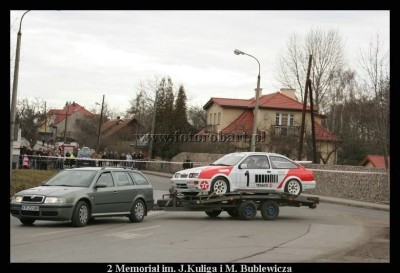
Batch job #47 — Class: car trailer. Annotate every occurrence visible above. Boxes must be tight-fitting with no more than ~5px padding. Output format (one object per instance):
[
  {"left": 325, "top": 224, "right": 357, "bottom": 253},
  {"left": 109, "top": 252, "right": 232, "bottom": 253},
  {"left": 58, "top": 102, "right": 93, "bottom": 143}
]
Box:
[{"left": 155, "top": 187, "right": 319, "bottom": 220}]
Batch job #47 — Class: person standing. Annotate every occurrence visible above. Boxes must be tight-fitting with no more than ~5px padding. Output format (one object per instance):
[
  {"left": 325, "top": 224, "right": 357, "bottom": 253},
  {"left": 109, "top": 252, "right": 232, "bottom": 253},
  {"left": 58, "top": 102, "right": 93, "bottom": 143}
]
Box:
[{"left": 182, "top": 156, "right": 193, "bottom": 169}]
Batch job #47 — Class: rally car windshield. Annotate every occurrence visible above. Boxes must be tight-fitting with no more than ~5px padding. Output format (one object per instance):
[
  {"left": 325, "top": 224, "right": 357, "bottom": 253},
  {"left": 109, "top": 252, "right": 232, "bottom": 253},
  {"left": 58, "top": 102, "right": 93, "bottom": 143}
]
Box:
[{"left": 211, "top": 154, "right": 246, "bottom": 166}]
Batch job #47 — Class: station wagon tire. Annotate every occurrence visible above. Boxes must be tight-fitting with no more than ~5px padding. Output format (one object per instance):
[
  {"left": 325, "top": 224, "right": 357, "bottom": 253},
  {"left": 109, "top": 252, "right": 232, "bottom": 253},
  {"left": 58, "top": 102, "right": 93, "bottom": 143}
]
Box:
[
  {"left": 71, "top": 201, "right": 90, "bottom": 227},
  {"left": 238, "top": 201, "right": 257, "bottom": 220},
  {"left": 227, "top": 210, "right": 239, "bottom": 218},
  {"left": 20, "top": 218, "right": 35, "bottom": 225},
  {"left": 129, "top": 199, "right": 146, "bottom": 223},
  {"left": 205, "top": 210, "right": 222, "bottom": 218},
  {"left": 260, "top": 200, "right": 279, "bottom": 220},
  {"left": 284, "top": 179, "right": 302, "bottom": 196},
  {"left": 210, "top": 177, "right": 230, "bottom": 195}
]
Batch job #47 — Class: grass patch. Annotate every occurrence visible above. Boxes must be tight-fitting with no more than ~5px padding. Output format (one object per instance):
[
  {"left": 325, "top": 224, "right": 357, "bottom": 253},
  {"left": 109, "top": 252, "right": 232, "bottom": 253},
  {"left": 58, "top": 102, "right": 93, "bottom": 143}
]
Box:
[{"left": 11, "top": 169, "right": 58, "bottom": 196}]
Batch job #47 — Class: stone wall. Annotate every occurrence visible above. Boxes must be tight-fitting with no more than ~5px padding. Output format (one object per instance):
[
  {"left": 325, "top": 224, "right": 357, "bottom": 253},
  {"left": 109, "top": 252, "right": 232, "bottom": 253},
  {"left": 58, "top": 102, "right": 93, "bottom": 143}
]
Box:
[
  {"left": 302, "top": 163, "right": 389, "bottom": 203},
  {"left": 145, "top": 153, "right": 389, "bottom": 203}
]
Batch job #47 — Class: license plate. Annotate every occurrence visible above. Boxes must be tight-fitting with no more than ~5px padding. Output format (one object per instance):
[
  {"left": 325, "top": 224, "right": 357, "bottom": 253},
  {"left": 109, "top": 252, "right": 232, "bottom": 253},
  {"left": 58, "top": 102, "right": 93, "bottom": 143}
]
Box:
[{"left": 21, "top": 205, "right": 39, "bottom": 211}]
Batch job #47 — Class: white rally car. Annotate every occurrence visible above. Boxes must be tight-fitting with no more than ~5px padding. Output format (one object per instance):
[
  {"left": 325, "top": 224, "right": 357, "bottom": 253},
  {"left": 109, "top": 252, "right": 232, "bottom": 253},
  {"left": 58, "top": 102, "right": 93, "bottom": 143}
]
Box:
[{"left": 171, "top": 152, "right": 316, "bottom": 196}]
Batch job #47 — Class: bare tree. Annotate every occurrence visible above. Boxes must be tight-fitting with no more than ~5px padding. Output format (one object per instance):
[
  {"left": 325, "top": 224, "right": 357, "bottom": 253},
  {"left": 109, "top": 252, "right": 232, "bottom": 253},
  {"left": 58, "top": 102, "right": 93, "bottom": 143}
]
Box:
[
  {"left": 358, "top": 34, "right": 390, "bottom": 169},
  {"left": 187, "top": 105, "right": 207, "bottom": 133},
  {"left": 277, "top": 28, "right": 346, "bottom": 114}
]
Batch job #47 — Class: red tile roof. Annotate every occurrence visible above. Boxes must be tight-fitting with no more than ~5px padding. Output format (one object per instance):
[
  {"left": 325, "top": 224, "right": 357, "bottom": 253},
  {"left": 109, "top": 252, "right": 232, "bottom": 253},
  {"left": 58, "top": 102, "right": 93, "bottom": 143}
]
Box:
[
  {"left": 221, "top": 111, "right": 254, "bottom": 135},
  {"left": 204, "top": 91, "right": 312, "bottom": 111},
  {"left": 101, "top": 118, "right": 137, "bottom": 138},
  {"left": 203, "top": 98, "right": 252, "bottom": 109},
  {"left": 314, "top": 122, "right": 339, "bottom": 142},
  {"left": 360, "top": 155, "right": 389, "bottom": 168},
  {"left": 51, "top": 102, "right": 94, "bottom": 124}
]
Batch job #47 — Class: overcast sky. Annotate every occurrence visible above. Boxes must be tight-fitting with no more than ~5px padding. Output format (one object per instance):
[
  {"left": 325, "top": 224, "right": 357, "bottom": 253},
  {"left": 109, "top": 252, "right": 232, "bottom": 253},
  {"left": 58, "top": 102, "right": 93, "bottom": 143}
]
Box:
[{"left": 10, "top": 10, "right": 389, "bottom": 116}]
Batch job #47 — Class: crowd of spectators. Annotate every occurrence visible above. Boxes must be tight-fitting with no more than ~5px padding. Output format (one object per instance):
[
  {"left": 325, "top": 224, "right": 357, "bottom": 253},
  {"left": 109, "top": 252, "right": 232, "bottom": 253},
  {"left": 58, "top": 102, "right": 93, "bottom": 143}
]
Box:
[{"left": 17, "top": 146, "right": 146, "bottom": 171}]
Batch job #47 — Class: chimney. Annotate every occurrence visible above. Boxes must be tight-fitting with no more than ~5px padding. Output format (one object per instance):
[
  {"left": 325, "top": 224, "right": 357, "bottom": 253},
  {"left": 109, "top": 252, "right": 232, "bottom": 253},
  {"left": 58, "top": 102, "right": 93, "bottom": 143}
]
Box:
[{"left": 280, "top": 88, "right": 297, "bottom": 100}]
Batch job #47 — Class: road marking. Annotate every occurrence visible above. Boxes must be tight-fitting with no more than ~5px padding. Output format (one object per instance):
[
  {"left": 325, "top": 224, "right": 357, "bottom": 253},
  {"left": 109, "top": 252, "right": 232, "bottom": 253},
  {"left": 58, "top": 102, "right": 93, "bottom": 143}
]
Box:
[
  {"left": 105, "top": 225, "right": 161, "bottom": 239},
  {"left": 33, "top": 229, "right": 76, "bottom": 237}
]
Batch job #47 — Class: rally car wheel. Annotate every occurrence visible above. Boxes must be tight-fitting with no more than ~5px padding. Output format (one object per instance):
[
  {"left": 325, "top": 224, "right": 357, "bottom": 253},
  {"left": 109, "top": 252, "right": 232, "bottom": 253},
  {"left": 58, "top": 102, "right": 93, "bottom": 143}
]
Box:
[
  {"left": 285, "top": 179, "right": 302, "bottom": 196},
  {"left": 210, "top": 177, "right": 230, "bottom": 195}
]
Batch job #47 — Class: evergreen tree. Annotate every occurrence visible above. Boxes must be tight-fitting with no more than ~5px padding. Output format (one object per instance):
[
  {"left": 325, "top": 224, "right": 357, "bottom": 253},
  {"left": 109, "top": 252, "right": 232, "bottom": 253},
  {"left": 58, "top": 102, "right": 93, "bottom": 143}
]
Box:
[{"left": 173, "top": 85, "right": 190, "bottom": 133}]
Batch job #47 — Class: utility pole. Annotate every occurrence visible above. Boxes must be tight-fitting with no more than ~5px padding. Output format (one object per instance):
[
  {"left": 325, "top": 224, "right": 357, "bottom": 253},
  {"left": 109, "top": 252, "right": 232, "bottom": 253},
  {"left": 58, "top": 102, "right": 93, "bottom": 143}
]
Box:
[
  {"left": 63, "top": 104, "right": 70, "bottom": 143},
  {"left": 44, "top": 101, "right": 47, "bottom": 145},
  {"left": 96, "top": 95, "right": 105, "bottom": 152},
  {"left": 298, "top": 55, "right": 313, "bottom": 160},
  {"left": 148, "top": 90, "right": 158, "bottom": 159},
  {"left": 308, "top": 81, "right": 317, "bottom": 163}
]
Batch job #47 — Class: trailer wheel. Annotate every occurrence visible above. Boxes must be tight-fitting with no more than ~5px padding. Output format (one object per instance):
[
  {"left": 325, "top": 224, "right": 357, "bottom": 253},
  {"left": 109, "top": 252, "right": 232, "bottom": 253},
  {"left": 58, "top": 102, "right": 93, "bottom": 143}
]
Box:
[
  {"left": 210, "top": 177, "right": 230, "bottom": 195},
  {"left": 260, "top": 200, "right": 279, "bottom": 220},
  {"left": 227, "top": 210, "right": 239, "bottom": 218},
  {"left": 238, "top": 201, "right": 257, "bottom": 220},
  {"left": 284, "top": 179, "right": 302, "bottom": 196},
  {"left": 205, "top": 210, "right": 222, "bottom": 218}
]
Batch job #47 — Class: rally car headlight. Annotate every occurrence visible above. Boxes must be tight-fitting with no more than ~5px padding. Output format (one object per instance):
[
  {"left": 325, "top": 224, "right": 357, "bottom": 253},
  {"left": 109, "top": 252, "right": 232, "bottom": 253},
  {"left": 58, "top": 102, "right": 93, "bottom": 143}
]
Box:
[
  {"left": 44, "top": 197, "right": 66, "bottom": 204},
  {"left": 174, "top": 173, "right": 180, "bottom": 178},
  {"left": 189, "top": 173, "right": 199, "bottom": 178}
]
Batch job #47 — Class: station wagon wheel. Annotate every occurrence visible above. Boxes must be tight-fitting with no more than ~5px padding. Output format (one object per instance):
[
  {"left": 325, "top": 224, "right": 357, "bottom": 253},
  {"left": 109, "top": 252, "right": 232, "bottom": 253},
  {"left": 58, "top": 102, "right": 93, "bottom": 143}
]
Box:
[
  {"left": 71, "top": 201, "right": 90, "bottom": 227},
  {"left": 210, "top": 177, "right": 229, "bottom": 195},
  {"left": 129, "top": 199, "right": 146, "bottom": 223},
  {"left": 20, "top": 218, "right": 35, "bottom": 225},
  {"left": 238, "top": 201, "right": 257, "bottom": 220},
  {"left": 285, "top": 179, "right": 302, "bottom": 196},
  {"left": 205, "top": 210, "right": 222, "bottom": 218},
  {"left": 260, "top": 200, "right": 279, "bottom": 220}
]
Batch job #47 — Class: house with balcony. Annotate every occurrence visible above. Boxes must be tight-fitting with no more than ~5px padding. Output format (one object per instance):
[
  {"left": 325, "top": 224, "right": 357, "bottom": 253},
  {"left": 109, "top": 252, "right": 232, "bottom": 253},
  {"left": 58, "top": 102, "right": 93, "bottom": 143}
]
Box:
[{"left": 200, "top": 88, "right": 339, "bottom": 164}]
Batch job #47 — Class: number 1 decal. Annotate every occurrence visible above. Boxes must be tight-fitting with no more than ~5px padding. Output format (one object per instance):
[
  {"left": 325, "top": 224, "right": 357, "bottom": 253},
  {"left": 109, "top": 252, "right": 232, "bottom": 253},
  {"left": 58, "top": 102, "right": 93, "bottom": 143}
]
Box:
[{"left": 245, "top": 171, "right": 249, "bottom": 187}]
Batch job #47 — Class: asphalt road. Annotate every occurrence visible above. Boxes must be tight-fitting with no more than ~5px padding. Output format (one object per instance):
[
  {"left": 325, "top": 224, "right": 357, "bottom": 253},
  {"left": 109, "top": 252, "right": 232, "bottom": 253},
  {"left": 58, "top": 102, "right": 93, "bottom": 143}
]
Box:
[{"left": 10, "top": 174, "right": 389, "bottom": 263}]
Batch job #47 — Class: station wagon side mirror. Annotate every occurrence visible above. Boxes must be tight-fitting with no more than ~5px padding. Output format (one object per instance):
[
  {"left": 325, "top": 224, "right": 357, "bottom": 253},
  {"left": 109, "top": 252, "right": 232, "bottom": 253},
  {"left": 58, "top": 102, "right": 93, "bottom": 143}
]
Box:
[
  {"left": 239, "top": 163, "right": 247, "bottom": 169},
  {"left": 95, "top": 182, "right": 108, "bottom": 188}
]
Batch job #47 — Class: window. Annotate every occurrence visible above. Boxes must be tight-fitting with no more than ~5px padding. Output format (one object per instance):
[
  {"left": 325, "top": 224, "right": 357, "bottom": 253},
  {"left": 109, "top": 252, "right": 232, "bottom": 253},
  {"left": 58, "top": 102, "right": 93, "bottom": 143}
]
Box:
[
  {"left": 241, "top": 155, "right": 270, "bottom": 169},
  {"left": 269, "top": 156, "right": 298, "bottom": 169},
  {"left": 96, "top": 172, "right": 114, "bottom": 187},
  {"left": 275, "top": 113, "right": 294, "bottom": 126},
  {"left": 209, "top": 114, "right": 212, "bottom": 124},
  {"left": 218, "top": 112, "right": 221, "bottom": 125},
  {"left": 114, "top": 171, "right": 133, "bottom": 186},
  {"left": 129, "top": 172, "right": 150, "bottom": 185},
  {"left": 213, "top": 113, "right": 216, "bottom": 125}
]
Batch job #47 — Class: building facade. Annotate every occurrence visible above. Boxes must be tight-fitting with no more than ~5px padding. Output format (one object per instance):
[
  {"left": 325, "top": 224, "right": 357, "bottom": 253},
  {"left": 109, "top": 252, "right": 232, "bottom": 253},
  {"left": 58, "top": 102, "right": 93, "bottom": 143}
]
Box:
[{"left": 201, "top": 89, "right": 339, "bottom": 164}]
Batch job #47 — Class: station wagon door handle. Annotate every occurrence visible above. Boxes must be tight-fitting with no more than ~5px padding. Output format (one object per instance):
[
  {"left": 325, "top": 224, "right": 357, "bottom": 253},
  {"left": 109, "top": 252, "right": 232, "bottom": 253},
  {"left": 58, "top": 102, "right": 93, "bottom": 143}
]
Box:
[
  {"left": 267, "top": 171, "right": 271, "bottom": 173},
  {"left": 113, "top": 191, "right": 118, "bottom": 194}
]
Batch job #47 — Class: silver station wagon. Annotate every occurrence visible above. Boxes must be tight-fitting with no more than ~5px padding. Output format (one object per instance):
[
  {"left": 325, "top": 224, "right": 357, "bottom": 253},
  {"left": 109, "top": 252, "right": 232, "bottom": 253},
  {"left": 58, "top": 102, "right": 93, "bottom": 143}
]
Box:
[{"left": 10, "top": 167, "right": 154, "bottom": 227}]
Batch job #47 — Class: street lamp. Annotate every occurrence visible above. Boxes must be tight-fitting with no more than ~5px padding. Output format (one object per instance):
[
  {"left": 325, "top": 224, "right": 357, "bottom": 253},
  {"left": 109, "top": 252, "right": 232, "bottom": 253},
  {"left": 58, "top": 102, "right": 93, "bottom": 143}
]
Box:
[
  {"left": 234, "top": 49, "right": 262, "bottom": 152},
  {"left": 10, "top": 10, "right": 30, "bottom": 178}
]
